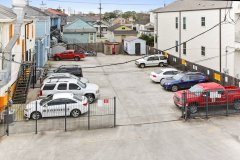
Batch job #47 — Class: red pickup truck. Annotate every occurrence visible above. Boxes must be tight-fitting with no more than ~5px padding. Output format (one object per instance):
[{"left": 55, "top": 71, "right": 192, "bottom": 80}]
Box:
[
  {"left": 173, "top": 82, "right": 240, "bottom": 113},
  {"left": 54, "top": 50, "right": 85, "bottom": 61}
]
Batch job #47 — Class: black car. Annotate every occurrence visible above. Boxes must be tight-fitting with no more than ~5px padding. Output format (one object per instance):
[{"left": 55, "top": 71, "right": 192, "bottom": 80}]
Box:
[{"left": 47, "top": 65, "right": 83, "bottom": 77}]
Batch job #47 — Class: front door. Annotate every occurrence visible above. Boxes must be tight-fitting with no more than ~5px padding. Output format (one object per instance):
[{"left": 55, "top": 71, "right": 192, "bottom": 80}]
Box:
[{"left": 135, "top": 43, "right": 141, "bottom": 55}]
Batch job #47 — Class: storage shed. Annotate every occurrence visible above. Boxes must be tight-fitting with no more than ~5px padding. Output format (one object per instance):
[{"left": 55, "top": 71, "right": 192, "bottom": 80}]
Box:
[{"left": 124, "top": 37, "right": 146, "bottom": 55}]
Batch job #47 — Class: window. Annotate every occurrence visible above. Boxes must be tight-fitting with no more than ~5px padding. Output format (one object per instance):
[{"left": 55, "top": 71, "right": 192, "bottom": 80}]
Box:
[
  {"left": 69, "top": 83, "right": 80, "bottom": 90},
  {"left": 153, "top": 56, "right": 159, "bottom": 61},
  {"left": 163, "top": 71, "right": 173, "bottom": 75},
  {"left": 175, "top": 41, "right": 178, "bottom": 52},
  {"left": 90, "top": 33, "right": 94, "bottom": 41},
  {"left": 57, "top": 83, "right": 67, "bottom": 90},
  {"left": 43, "top": 84, "right": 56, "bottom": 90},
  {"left": 201, "top": 17, "right": 205, "bottom": 26},
  {"left": 63, "top": 98, "right": 77, "bottom": 104},
  {"left": 201, "top": 46, "right": 205, "bottom": 56},
  {"left": 160, "top": 56, "right": 166, "bottom": 60},
  {"left": 175, "top": 17, "right": 178, "bottom": 29},
  {"left": 147, "top": 57, "right": 154, "bottom": 61},
  {"left": 182, "top": 75, "right": 190, "bottom": 81},
  {"left": 122, "top": 27, "right": 125, "bottom": 30},
  {"left": 47, "top": 99, "right": 64, "bottom": 106},
  {"left": 183, "top": 42, "right": 186, "bottom": 55},
  {"left": 183, "top": 17, "right": 186, "bottom": 29}
]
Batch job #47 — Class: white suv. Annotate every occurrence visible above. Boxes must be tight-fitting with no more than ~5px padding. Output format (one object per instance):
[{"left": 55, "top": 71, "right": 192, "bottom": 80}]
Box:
[
  {"left": 135, "top": 54, "right": 168, "bottom": 68},
  {"left": 40, "top": 78, "right": 100, "bottom": 103},
  {"left": 24, "top": 93, "right": 88, "bottom": 120}
]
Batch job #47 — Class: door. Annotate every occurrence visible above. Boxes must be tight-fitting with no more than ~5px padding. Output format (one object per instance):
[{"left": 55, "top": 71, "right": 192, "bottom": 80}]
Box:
[
  {"left": 68, "top": 83, "right": 84, "bottom": 97},
  {"left": 42, "top": 99, "right": 65, "bottom": 117},
  {"left": 180, "top": 75, "right": 191, "bottom": 89},
  {"left": 135, "top": 43, "right": 141, "bottom": 55}
]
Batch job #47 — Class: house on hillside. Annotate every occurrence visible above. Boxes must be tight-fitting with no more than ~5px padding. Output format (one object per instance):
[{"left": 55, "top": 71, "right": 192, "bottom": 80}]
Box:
[
  {"left": 25, "top": 5, "right": 51, "bottom": 67},
  {"left": 63, "top": 19, "right": 97, "bottom": 44},
  {"left": 0, "top": 2, "right": 36, "bottom": 109},
  {"left": 107, "top": 24, "right": 137, "bottom": 43},
  {"left": 154, "top": 0, "right": 240, "bottom": 78}
]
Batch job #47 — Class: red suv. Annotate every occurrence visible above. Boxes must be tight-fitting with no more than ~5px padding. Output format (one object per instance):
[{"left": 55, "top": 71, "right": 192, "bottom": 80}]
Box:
[{"left": 53, "top": 50, "right": 85, "bottom": 61}]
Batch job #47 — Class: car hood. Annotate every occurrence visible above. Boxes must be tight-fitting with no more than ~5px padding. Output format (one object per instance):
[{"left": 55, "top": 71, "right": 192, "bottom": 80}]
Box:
[
  {"left": 26, "top": 100, "right": 41, "bottom": 109},
  {"left": 80, "top": 77, "right": 89, "bottom": 83},
  {"left": 136, "top": 58, "right": 145, "bottom": 63},
  {"left": 85, "top": 83, "right": 99, "bottom": 91}
]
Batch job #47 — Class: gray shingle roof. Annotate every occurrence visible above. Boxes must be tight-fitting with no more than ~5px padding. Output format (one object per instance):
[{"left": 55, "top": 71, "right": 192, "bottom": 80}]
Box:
[
  {"left": 154, "top": 0, "right": 232, "bottom": 13},
  {"left": 0, "top": 5, "right": 16, "bottom": 20},
  {"left": 108, "top": 24, "right": 122, "bottom": 31},
  {"left": 113, "top": 30, "right": 138, "bottom": 35},
  {"left": 24, "top": 5, "right": 50, "bottom": 17}
]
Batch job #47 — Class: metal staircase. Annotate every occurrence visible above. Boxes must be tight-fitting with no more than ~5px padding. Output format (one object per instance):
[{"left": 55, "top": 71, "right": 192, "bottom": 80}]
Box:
[{"left": 12, "top": 64, "right": 33, "bottom": 104}]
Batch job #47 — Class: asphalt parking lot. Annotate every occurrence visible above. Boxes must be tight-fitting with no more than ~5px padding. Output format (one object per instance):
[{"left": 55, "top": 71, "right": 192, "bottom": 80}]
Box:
[{"left": 1, "top": 53, "right": 240, "bottom": 160}]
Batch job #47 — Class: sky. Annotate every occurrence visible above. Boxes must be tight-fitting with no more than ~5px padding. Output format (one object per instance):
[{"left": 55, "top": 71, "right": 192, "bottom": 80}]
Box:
[{"left": 0, "top": 0, "right": 174, "bottom": 14}]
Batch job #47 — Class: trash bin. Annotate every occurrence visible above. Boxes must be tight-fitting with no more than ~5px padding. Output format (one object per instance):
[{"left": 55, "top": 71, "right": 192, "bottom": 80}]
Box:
[{"left": 4, "top": 110, "right": 15, "bottom": 124}]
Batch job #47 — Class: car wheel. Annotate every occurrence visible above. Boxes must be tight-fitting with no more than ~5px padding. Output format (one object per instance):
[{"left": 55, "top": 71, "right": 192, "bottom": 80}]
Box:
[
  {"left": 160, "top": 78, "right": 164, "bottom": 84},
  {"left": 54, "top": 57, "right": 60, "bottom": 61},
  {"left": 139, "top": 63, "right": 145, "bottom": 68},
  {"left": 86, "top": 94, "right": 95, "bottom": 104},
  {"left": 74, "top": 57, "right": 80, "bottom": 61},
  {"left": 189, "top": 104, "right": 198, "bottom": 114},
  {"left": 31, "top": 111, "right": 42, "bottom": 120},
  {"left": 71, "top": 109, "right": 81, "bottom": 118},
  {"left": 159, "top": 63, "right": 164, "bottom": 67},
  {"left": 171, "top": 85, "right": 178, "bottom": 92},
  {"left": 233, "top": 100, "right": 240, "bottom": 110}
]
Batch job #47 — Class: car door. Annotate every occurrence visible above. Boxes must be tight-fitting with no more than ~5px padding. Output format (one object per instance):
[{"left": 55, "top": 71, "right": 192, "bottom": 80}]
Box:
[
  {"left": 152, "top": 56, "right": 160, "bottom": 66},
  {"left": 68, "top": 83, "right": 84, "bottom": 97},
  {"left": 68, "top": 51, "right": 75, "bottom": 59},
  {"left": 65, "top": 98, "right": 78, "bottom": 116},
  {"left": 42, "top": 99, "right": 65, "bottom": 117},
  {"left": 189, "top": 75, "right": 203, "bottom": 87},
  {"left": 180, "top": 75, "right": 191, "bottom": 89},
  {"left": 61, "top": 51, "right": 68, "bottom": 59},
  {"left": 145, "top": 57, "right": 154, "bottom": 66},
  {"left": 163, "top": 71, "right": 174, "bottom": 79},
  {"left": 57, "top": 83, "right": 69, "bottom": 93},
  {"left": 208, "top": 89, "right": 227, "bottom": 107}
]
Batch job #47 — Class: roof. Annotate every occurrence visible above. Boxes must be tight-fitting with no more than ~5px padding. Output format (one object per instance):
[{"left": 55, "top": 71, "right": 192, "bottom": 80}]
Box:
[
  {"left": 124, "top": 36, "right": 145, "bottom": 42},
  {"left": 0, "top": 5, "right": 16, "bottom": 21},
  {"left": 108, "top": 24, "right": 121, "bottom": 31},
  {"left": 63, "top": 18, "right": 96, "bottom": 33},
  {"left": 47, "top": 8, "right": 68, "bottom": 16},
  {"left": 154, "top": 0, "right": 232, "bottom": 13},
  {"left": 113, "top": 30, "right": 138, "bottom": 35},
  {"left": 198, "top": 82, "right": 224, "bottom": 90},
  {"left": 24, "top": 5, "right": 50, "bottom": 18}
]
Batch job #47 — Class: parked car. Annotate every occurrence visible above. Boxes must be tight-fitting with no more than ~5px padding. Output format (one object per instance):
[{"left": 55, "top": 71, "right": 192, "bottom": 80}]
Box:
[
  {"left": 53, "top": 50, "right": 85, "bottom": 61},
  {"left": 161, "top": 72, "right": 209, "bottom": 92},
  {"left": 44, "top": 73, "right": 88, "bottom": 84},
  {"left": 24, "top": 93, "right": 88, "bottom": 120},
  {"left": 84, "top": 50, "right": 97, "bottom": 56},
  {"left": 47, "top": 65, "right": 83, "bottom": 77},
  {"left": 135, "top": 54, "right": 168, "bottom": 68},
  {"left": 150, "top": 68, "right": 180, "bottom": 83},
  {"left": 173, "top": 82, "right": 240, "bottom": 113},
  {"left": 40, "top": 78, "right": 100, "bottom": 103}
]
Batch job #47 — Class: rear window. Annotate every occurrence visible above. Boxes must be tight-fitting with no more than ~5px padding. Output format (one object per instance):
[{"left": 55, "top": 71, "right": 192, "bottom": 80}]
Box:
[{"left": 43, "top": 84, "right": 56, "bottom": 90}]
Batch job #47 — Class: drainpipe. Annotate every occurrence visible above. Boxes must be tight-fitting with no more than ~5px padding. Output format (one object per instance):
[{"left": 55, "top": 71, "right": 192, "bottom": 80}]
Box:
[{"left": 2, "top": 0, "right": 26, "bottom": 84}]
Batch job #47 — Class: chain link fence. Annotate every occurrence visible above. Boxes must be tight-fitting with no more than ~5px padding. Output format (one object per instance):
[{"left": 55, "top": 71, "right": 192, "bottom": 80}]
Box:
[{"left": 0, "top": 97, "right": 116, "bottom": 136}]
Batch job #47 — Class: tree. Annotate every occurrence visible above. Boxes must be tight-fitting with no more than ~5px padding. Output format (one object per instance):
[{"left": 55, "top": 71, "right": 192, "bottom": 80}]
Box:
[{"left": 139, "top": 34, "right": 154, "bottom": 46}]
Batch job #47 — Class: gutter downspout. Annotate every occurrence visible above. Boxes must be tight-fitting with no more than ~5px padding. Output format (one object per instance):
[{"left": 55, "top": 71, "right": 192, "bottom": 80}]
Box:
[
  {"left": 179, "top": 11, "right": 182, "bottom": 58},
  {"left": 2, "top": 4, "right": 25, "bottom": 84},
  {"left": 219, "top": 9, "right": 222, "bottom": 73},
  {"left": 25, "top": 21, "right": 33, "bottom": 62}
]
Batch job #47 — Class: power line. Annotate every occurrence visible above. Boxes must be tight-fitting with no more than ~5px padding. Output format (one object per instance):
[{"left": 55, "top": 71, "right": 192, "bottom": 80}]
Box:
[{"left": 46, "top": 0, "right": 160, "bottom": 6}]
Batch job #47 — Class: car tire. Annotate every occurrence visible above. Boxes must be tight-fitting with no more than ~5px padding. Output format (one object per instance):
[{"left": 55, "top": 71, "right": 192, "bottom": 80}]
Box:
[
  {"left": 233, "top": 100, "right": 240, "bottom": 110},
  {"left": 54, "top": 57, "right": 60, "bottom": 61},
  {"left": 188, "top": 103, "right": 198, "bottom": 114},
  {"left": 31, "top": 111, "right": 42, "bottom": 120},
  {"left": 74, "top": 57, "right": 80, "bottom": 61},
  {"left": 160, "top": 78, "right": 164, "bottom": 84},
  {"left": 159, "top": 63, "right": 164, "bottom": 67},
  {"left": 71, "top": 109, "right": 81, "bottom": 118},
  {"left": 171, "top": 85, "right": 178, "bottom": 92},
  {"left": 85, "top": 94, "right": 95, "bottom": 104},
  {"left": 139, "top": 63, "right": 145, "bottom": 68}
]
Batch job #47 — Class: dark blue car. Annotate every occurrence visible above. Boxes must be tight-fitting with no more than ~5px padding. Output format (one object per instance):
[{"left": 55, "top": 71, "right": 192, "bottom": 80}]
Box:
[{"left": 161, "top": 72, "right": 209, "bottom": 92}]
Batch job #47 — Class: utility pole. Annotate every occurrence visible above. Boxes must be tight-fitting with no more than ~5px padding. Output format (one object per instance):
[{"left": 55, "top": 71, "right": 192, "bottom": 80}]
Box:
[
  {"left": 99, "top": 0, "right": 102, "bottom": 38},
  {"left": 40, "top": 1, "right": 46, "bottom": 11}
]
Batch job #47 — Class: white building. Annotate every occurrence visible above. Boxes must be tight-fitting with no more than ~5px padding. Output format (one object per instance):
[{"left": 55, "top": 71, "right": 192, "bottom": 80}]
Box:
[
  {"left": 154, "top": 0, "right": 240, "bottom": 78},
  {"left": 124, "top": 37, "right": 146, "bottom": 55}
]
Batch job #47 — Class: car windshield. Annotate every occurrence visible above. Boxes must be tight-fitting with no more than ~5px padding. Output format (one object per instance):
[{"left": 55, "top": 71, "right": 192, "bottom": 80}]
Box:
[
  {"left": 40, "top": 95, "right": 53, "bottom": 106},
  {"left": 173, "top": 73, "right": 184, "bottom": 80},
  {"left": 78, "top": 81, "right": 86, "bottom": 88},
  {"left": 189, "top": 85, "right": 204, "bottom": 96}
]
